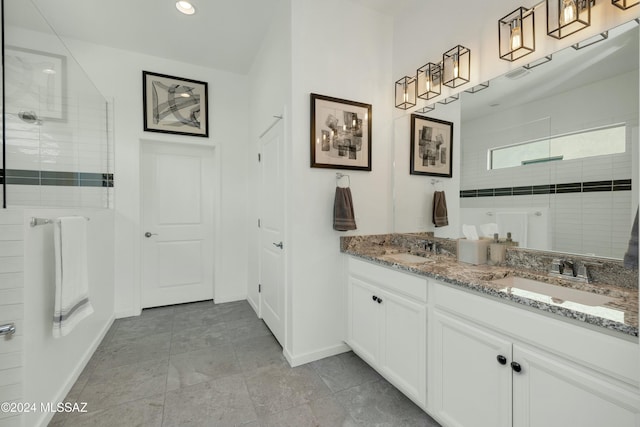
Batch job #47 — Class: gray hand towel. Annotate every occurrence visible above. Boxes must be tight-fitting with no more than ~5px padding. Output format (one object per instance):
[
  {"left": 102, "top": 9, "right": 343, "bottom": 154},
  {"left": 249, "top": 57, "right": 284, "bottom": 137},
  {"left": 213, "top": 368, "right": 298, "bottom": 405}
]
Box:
[
  {"left": 334, "top": 187, "right": 357, "bottom": 231},
  {"left": 433, "top": 191, "right": 449, "bottom": 227},
  {"left": 623, "top": 208, "right": 638, "bottom": 269}
]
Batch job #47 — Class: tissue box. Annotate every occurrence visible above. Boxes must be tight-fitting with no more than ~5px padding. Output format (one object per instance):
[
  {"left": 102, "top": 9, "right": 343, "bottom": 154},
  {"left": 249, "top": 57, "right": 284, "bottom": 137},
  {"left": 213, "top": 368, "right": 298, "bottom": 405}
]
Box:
[{"left": 457, "top": 238, "right": 489, "bottom": 265}]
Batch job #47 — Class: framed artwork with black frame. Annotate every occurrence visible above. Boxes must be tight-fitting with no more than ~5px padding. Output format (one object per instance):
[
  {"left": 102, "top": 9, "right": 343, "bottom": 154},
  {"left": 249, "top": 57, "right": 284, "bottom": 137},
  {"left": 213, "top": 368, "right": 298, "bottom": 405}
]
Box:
[
  {"left": 410, "top": 114, "right": 453, "bottom": 177},
  {"left": 143, "top": 71, "right": 209, "bottom": 137},
  {"left": 310, "top": 93, "right": 372, "bottom": 171}
]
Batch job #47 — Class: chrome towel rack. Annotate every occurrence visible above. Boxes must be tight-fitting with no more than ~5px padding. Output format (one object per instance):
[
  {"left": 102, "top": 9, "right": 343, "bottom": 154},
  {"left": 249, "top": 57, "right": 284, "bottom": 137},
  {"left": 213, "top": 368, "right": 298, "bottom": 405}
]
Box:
[{"left": 30, "top": 217, "right": 90, "bottom": 227}]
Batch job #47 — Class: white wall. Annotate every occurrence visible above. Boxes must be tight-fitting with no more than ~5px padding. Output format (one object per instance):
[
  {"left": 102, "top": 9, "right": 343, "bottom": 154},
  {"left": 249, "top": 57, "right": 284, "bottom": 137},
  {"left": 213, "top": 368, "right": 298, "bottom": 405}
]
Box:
[
  {"left": 247, "top": 0, "right": 292, "bottom": 323},
  {"left": 22, "top": 208, "right": 114, "bottom": 427},
  {"left": 60, "top": 40, "right": 251, "bottom": 315},
  {"left": 285, "top": 0, "right": 394, "bottom": 364}
]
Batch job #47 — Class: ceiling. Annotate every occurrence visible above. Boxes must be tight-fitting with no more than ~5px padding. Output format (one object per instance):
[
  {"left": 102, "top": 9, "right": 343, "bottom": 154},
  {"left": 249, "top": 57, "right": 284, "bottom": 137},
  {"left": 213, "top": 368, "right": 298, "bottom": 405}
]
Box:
[{"left": 23, "top": 0, "right": 407, "bottom": 75}]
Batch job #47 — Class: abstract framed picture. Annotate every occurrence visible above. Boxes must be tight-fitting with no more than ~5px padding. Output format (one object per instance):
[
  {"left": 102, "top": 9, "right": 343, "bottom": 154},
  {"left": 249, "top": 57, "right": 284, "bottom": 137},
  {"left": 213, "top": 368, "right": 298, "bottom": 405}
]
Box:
[
  {"left": 143, "top": 71, "right": 209, "bottom": 137},
  {"left": 410, "top": 114, "right": 453, "bottom": 177},
  {"left": 4, "top": 46, "right": 66, "bottom": 121},
  {"left": 310, "top": 93, "right": 372, "bottom": 171}
]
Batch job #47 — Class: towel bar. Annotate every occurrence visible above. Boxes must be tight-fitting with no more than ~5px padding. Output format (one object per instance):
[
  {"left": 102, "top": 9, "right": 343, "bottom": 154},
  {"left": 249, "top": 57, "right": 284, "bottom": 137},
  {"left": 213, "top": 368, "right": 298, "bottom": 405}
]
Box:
[
  {"left": 30, "top": 216, "right": 90, "bottom": 227},
  {"left": 336, "top": 172, "right": 351, "bottom": 187}
]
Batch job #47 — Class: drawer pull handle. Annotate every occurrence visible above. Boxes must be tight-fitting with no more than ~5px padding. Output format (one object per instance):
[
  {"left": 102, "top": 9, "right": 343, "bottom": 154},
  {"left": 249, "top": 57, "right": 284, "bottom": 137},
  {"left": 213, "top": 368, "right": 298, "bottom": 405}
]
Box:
[{"left": 496, "top": 355, "right": 507, "bottom": 365}]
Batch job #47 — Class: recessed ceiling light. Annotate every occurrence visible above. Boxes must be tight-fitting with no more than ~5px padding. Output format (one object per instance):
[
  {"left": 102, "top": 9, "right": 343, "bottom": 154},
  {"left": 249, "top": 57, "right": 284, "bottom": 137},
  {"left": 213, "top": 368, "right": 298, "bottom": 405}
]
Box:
[
  {"left": 176, "top": 1, "right": 195, "bottom": 15},
  {"left": 42, "top": 68, "right": 56, "bottom": 75}
]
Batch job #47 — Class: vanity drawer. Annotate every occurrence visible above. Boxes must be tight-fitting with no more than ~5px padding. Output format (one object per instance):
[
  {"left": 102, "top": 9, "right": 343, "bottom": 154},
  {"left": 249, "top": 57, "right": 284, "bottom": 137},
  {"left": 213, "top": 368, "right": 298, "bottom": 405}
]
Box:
[
  {"left": 433, "top": 281, "right": 639, "bottom": 387},
  {"left": 349, "top": 257, "right": 428, "bottom": 302}
]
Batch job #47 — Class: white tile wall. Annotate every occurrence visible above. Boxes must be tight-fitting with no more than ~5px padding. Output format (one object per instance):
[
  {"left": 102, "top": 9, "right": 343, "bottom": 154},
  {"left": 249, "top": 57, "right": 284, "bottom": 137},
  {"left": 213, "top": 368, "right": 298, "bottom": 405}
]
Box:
[
  {"left": 3, "top": 47, "right": 112, "bottom": 209},
  {"left": 0, "top": 210, "right": 24, "bottom": 427}
]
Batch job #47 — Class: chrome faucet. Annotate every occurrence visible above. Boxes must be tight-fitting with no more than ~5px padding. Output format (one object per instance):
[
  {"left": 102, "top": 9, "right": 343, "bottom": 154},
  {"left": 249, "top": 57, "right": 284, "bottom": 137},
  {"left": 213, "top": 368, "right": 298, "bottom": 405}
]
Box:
[
  {"left": 561, "top": 260, "right": 575, "bottom": 277},
  {"left": 549, "top": 258, "right": 589, "bottom": 283}
]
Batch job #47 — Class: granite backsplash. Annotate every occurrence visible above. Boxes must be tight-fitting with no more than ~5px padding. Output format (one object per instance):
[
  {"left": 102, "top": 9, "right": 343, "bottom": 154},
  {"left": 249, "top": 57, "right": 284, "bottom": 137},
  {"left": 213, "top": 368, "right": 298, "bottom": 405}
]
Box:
[{"left": 341, "top": 233, "right": 638, "bottom": 291}]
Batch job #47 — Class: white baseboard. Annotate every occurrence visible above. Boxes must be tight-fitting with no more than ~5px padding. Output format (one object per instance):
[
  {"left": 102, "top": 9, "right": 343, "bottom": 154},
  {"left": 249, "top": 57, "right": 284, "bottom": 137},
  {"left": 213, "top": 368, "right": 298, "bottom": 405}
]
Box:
[
  {"left": 37, "top": 315, "right": 115, "bottom": 427},
  {"left": 115, "top": 308, "right": 141, "bottom": 319},
  {"left": 215, "top": 294, "right": 248, "bottom": 304},
  {"left": 247, "top": 296, "right": 260, "bottom": 317},
  {"left": 284, "top": 342, "right": 351, "bottom": 367}
]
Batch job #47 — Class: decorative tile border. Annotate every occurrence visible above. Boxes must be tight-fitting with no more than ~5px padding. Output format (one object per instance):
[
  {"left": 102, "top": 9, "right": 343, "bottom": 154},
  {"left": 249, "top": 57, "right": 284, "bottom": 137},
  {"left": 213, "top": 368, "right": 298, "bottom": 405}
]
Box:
[
  {"left": 461, "top": 179, "right": 631, "bottom": 198},
  {"left": 0, "top": 169, "right": 114, "bottom": 187}
]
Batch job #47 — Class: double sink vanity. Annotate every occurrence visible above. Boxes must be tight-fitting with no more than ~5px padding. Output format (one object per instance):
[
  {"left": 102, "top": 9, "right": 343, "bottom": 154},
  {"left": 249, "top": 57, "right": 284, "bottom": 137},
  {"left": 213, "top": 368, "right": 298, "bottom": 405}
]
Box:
[{"left": 341, "top": 233, "right": 639, "bottom": 427}]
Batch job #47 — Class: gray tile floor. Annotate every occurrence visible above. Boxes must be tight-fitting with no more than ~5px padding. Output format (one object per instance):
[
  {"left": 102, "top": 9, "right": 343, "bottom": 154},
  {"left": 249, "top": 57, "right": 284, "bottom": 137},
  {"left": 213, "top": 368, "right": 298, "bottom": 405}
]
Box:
[{"left": 50, "top": 300, "right": 440, "bottom": 427}]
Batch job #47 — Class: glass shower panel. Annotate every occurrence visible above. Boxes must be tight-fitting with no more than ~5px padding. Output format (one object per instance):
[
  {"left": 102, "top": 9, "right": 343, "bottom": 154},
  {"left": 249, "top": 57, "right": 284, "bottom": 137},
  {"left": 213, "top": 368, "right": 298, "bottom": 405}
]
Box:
[{"left": 1, "top": 0, "right": 112, "bottom": 208}]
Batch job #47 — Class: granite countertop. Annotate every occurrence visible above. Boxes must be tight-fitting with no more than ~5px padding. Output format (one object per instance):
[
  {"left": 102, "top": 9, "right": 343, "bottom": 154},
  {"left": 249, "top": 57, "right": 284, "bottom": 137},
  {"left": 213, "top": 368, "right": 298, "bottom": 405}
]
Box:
[{"left": 342, "top": 241, "right": 639, "bottom": 338}]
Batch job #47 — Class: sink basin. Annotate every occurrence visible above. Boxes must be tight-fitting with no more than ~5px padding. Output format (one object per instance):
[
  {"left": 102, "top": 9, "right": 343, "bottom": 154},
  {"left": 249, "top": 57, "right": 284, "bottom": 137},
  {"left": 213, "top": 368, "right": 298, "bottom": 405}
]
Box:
[
  {"left": 491, "top": 276, "right": 613, "bottom": 306},
  {"left": 382, "top": 253, "right": 434, "bottom": 264}
]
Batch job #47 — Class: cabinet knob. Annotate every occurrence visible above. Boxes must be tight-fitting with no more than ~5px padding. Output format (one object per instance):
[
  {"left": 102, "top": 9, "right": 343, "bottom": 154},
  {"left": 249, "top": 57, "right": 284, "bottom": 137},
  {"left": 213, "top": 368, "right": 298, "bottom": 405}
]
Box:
[
  {"left": 372, "top": 296, "right": 378, "bottom": 302},
  {"left": 377, "top": 297, "right": 382, "bottom": 304},
  {"left": 496, "top": 355, "right": 507, "bottom": 365},
  {"left": 511, "top": 361, "right": 522, "bottom": 373}
]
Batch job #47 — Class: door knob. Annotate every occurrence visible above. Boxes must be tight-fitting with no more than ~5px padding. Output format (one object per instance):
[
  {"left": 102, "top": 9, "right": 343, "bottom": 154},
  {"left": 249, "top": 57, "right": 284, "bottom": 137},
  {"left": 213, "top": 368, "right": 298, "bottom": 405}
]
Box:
[
  {"left": 0, "top": 323, "right": 16, "bottom": 336},
  {"left": 144, "top": 232, "right": 158, "bottom": 238},
  {"left": 273, "top": 242, "right": 284, "bottom": 249}
]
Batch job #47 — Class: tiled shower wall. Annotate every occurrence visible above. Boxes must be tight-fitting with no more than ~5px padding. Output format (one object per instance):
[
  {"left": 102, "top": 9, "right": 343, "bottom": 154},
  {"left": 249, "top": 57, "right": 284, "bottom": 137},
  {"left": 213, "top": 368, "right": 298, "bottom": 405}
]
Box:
[
  {"left": 0, "top": 210, "right": 23, "bottom": 427},
  {"left": 461, "top": 68, "right": 638, "bottom": 259},
  {"left": 1, "top": 0, "right": 113, "bottom": 209}
]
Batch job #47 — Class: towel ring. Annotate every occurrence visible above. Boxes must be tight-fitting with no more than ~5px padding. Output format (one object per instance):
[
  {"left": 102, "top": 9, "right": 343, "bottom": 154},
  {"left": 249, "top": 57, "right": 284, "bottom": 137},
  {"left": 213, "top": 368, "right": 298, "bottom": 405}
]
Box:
[{"left": 336, "top": 172, "right": 351, "bottom": 187}]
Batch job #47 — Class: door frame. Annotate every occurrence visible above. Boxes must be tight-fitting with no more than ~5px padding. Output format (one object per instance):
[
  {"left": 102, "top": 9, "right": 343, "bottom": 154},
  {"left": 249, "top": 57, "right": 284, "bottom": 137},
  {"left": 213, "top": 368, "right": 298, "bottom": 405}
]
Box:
[
  {"left": 254, "top": 110, "right": 289, "bottom": 351},
  {"left": 137, "top": 139, "right": 221, "bottom": 312}
]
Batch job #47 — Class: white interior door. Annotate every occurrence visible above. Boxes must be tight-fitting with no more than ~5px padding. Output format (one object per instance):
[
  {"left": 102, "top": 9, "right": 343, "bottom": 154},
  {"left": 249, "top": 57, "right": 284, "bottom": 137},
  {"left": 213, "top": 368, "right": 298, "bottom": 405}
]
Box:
[
  {"left": 260, "top": 121, "right": 285, "bottom": 345},
  {"left": 141, "top": 142, "right": 215, "bottom": 308}
]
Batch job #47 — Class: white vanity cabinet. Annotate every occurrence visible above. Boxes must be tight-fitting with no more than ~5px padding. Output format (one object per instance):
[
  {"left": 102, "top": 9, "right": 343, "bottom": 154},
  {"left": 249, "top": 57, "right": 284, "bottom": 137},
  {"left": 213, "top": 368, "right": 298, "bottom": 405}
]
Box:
[
  {"left": 431, "top": 309, "right": 513, "bottom": 427},
  {"left": 347, "top": 258, "right": 428, "bottom": 408},
  {"left": 430, "top": 282, "right": 640, "bottom": 427},
  {"left": 512, "top": 345, "right": 639, "bottom": 427}
]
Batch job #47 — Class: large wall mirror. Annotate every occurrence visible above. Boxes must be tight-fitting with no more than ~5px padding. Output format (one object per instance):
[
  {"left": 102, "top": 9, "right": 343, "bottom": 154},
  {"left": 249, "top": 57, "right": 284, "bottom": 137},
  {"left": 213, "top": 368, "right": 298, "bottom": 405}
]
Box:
[{"left": 394, "top": 20, "right": 638, "bottom": 260}]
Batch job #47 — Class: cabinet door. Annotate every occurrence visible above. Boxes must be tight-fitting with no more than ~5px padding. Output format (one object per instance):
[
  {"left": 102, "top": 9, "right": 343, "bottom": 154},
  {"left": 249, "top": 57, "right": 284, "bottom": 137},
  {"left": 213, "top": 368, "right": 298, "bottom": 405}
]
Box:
[
  {"left": 378, "top": 287, "right": 427, "bottom": 408},
  {"left": 512, "top": 346, "right": 640, "bottom": 427},
  {"left": 347, "top": 276, "right": 381, "bottom": 366},
  {"left": 431, "top": 310, "right": 512, "bottom": 427}
]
